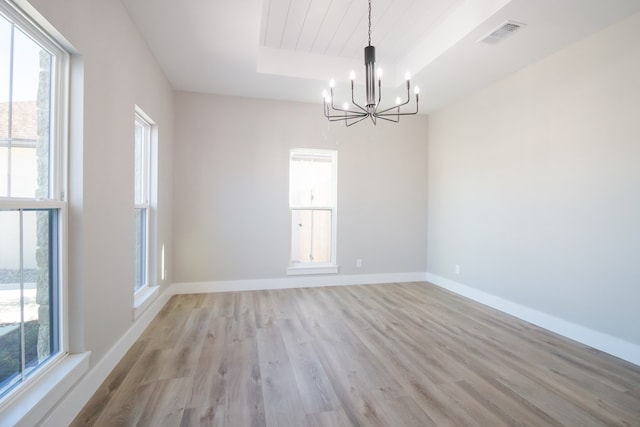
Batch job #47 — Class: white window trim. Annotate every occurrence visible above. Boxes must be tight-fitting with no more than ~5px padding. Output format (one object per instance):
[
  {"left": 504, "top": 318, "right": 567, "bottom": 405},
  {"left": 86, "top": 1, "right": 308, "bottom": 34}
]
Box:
[
  {"left": 287, "top": 148, "right": 338, "bottom": 276},
  {"left": 0, "top": 0, "right": 81, "bottom": 420},
  {"left": 0, "top": 352, "right": 89, "bottom": 426},
  {"left": 133, "top": 106, "right": 158, "bottom": 316}
]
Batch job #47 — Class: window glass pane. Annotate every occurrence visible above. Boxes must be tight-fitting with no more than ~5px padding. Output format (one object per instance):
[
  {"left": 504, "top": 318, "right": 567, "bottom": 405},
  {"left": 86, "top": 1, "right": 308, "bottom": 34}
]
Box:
[
  {"left": 0, "top": 14, "right": 10, "bottom": 108},
  {"left": 12, "top": 27, "right": 44, "bottom": 102},
  {"left": 10, "top": 145, "right": 37, "bottom": 198},
  {"left": 0, "top": 147, "right": 7, "bottom": 197},
  {"left": 0, "top": 209, "right": 57, "bottom": 398},
  {"left": 1, "top": 15, "right": 11, "bottom": 197},
  {"left": 134, "top": 121, "right": 144, "bottom": 204},
  {"left": 291, "top": 209, "right": 332, "bottom": 264},
  {"left": 22, "top": 209, "right": 54, "bottom": 370},
  {"left": 14, "top": 28, "right": 51, "bottom": 199},
  {"left": 290, "top": 157, "right": 333, "bottom": 207},
  {"left": 134, "top": 207, "right": 147, "bottom": 290},
  {"left": 0, "top": 210, "right": 22, "bottom": 395},
  {"left": 1, "top": 26, "right": 52, "bottom": 199}
]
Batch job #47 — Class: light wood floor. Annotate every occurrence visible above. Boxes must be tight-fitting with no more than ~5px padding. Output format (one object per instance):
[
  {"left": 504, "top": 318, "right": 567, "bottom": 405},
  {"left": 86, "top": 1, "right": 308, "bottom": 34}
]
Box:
[{"left": 72, "top": 282, "right": 640, "bottom": 426}]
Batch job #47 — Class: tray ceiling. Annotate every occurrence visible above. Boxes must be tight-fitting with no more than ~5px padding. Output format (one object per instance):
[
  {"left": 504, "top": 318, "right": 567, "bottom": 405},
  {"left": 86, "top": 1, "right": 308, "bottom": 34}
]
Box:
[{"left": 120, "top": 0, "right": 640, "bottom": 112}]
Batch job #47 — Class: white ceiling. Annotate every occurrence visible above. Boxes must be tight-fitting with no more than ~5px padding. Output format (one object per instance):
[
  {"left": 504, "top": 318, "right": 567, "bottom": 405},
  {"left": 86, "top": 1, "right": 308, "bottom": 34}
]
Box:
[{"left": 120, "top": 0, "right": 640, "bottom": 113}]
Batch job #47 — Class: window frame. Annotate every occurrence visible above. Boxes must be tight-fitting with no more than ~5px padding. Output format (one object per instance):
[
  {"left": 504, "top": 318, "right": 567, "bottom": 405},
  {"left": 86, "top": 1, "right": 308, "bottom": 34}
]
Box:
[
  {"left": 0, "top": 0, "right": 70, "bottom": 406},
  {"left": 134, "top": 110, "right": 151, "bottom": 293},
  {"left": 133, "top": 106, "right": 158, "bottom": 319},
  {"left": 287, "top": 148, "right": 338, "bottom": 275}
]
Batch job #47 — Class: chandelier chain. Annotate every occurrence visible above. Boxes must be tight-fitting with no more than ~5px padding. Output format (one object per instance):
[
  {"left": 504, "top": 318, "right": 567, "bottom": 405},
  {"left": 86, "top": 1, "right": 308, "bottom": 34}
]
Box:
[{"left": 368, "top": 0, "right": 372, "bottom": 46}]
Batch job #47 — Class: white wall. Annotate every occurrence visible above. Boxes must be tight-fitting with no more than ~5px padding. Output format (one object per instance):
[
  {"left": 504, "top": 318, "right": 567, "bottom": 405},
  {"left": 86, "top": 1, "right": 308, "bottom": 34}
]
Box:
[
  {"left": 24, "top": 0, "right": 174, "bottom": 362},
  {"left": 427, "top": 12, "right": 640, "bottom": 345},
  {"left": 173, "top": 92, "right": 428, "bottom": 283}
]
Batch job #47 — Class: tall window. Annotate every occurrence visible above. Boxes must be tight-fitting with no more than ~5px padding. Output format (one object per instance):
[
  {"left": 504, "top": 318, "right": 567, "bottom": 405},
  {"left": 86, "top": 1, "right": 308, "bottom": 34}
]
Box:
[
  {"left": 134, "top": 110, "right": 152, "bottom": 292},
  {"left": 288, "top": 149, "right": 337, "bottom": 274},
  {"left": 0, "top": 2, "right": 68, "bottom": 399}
]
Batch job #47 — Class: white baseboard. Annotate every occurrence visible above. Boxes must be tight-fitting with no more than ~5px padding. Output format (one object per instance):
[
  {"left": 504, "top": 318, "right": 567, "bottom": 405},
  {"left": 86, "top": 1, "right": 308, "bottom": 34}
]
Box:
[
  {"left": 41, "top": 288, "right": 173, "bottom": 426},
  {"left": 171, "top": 272, "right": 428, "bottom": 294},
  {"left": 426, "top": 272, "right": 640, "bottom": 366}
]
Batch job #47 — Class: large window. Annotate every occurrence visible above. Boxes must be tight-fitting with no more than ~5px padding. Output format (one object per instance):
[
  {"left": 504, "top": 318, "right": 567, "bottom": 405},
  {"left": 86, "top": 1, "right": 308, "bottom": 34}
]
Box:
[
  {"left": 288, "top": 149, "right": 337, "bottom": 274},
  {"left": 134, "top": 111, "right": 152, "bottom": 292},
  {"left": 0, "top": 2, "right": 68, "bottom": 400}
]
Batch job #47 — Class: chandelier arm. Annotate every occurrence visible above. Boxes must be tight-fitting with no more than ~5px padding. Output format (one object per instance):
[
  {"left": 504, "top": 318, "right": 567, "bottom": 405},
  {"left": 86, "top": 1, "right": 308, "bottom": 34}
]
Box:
[
  {"left": 346, "top": 115, "right": 371, "bottom": 127},
  {"left": 375, "top": 97, "right": 419, "bottom": 117},
  {"left": 328, "top": 87, "right": 367, "bottom": 115},
  {"left": 325, "top": 110, "right": 368, "bottom": 120},
  {"left": 376, "top": 111, "right": 417, "bottom": 117},
  {"left": 375, "top": 81, "right": 411, "bottom": 114},
  {"left": 328, "top": 103, "right": 368, "bottom": 116},
  {"left": 374, "top": 114, "right": 400, "bottom": 123},
  {"left": 327, "top": 115, "right": 368, "bottom": 122},
  {"left": 351, "top": 99, "right": 368, "bottom": 114},
  {"left": 376, "top": 98, "right": 411, "bottom": 115}
]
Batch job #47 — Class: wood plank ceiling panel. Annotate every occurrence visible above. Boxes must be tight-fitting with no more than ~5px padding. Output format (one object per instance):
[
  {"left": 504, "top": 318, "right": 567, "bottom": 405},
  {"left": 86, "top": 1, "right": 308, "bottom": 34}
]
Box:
[
  {"left": 309, "top": 0, "right": 357, "bottom": 54},
  {"left": 322, "top": 0, "right": 362, "bottom": 57},
  {"left": 280, "top": 0, "right": 313, "bottom": 50},
  {"left": 262, "top": 0, "right": 467, "bottom": 62},
  {"left": 263, "top": 0, "right": 292, "bottom": 48},
  {"left": 294, "top": 0, "right": 334, "bottom": 52}
]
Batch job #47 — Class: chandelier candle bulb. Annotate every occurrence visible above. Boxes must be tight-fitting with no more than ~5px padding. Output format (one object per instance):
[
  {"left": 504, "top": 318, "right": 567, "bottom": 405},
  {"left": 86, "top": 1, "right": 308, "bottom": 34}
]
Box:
[
  {"left": 343, "top": 102, "right": 349, "bottom": 110},
  {"left": 329, "top": 78, "right": 335, "bottom": 88},
  {"left": 377, "top": 67, "right": 383, "bottom": 78},
  {"left": 405, "top": 71, "right": 411, "bottom": 81},
  {"left": 396, "top": 97, "right": 401, "bottom": 105},
  {"left": 349, "top": 70, "right": 356, "bottom": 80}
]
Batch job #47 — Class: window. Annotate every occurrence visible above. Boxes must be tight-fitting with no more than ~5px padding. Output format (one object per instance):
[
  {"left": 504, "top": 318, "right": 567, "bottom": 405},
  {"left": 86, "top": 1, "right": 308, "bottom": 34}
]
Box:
[
  {"left": 288, "top": 149, "right": 337, "bottom": 275},
  {"left": 134, "top": 110, "right": 153, "bottom": 292},
  {"left": 0, "top": 2, "right": 68, "bottom": 400}
]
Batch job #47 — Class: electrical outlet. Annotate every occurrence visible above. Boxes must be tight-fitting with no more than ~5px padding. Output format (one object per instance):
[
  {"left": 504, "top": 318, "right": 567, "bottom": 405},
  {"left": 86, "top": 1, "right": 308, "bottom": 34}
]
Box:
[{"left": 356, "top": 258, "right": 363, "bottom": 268}]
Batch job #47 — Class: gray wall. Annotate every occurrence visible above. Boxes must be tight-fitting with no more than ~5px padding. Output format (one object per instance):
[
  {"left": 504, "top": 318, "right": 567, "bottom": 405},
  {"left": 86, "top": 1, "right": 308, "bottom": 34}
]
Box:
[
  {"left": 173, "top": 92, "right": 428, "bottom": 283},
  {"left": 27, "top": 0, "right": 174, "bottom": 363},
  {"left": 427, "top": 12, "right": 640, "bottom": 345}
]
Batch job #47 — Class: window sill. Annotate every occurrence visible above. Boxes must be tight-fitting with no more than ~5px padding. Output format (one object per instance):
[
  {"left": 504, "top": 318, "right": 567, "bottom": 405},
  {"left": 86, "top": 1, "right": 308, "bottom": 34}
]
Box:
[
  {"left": 133, "top": 285, "right": 159, "bottom": 320},
  {"left": 0, "top": 351, "right": 90, "bottom": 426},
  {"left": 287, "top": 264, "right": 339, "bottom": 276}
]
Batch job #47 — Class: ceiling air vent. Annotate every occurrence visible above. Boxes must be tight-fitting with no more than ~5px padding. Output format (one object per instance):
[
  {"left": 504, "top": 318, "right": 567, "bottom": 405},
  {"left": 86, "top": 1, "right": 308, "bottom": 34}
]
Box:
[{"left": 479, "top": 20, "right": 527, "bottom": 44}]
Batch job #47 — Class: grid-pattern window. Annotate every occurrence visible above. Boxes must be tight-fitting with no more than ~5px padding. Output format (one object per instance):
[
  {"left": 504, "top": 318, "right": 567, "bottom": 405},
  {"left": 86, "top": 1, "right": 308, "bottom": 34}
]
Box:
[
  {"left": 134, "top": 111, "right": 152, "bottom": 292},
  {"left": 289, "top": 149, "right": 337, "bottom": 271},
  {"left": 0, "top": 2, "right": 68, "bottom": 400}
]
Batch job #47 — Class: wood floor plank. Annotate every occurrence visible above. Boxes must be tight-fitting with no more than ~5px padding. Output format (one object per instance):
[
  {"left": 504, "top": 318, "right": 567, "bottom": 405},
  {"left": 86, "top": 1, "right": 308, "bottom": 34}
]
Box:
[
  {"left": 279, "top": 316, "right": 342, "bottom": 414},
  {"left": 73, "top": 283, "right": 640, "bottom": 427},
  {"left": 137, "top": 377, "right": 192, "bottom": 426},
  {"left": 305, "top": 408, "right": 353, "bottom": 427},
  {"left": 256, "top": 323, "right": 307, "bottom": 427}
]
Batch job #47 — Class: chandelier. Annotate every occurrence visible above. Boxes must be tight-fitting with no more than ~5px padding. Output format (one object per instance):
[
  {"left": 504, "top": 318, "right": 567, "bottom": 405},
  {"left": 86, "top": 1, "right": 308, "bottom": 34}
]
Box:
[{"left": 322, "top": 0, "right": 420, "bottom": 127}]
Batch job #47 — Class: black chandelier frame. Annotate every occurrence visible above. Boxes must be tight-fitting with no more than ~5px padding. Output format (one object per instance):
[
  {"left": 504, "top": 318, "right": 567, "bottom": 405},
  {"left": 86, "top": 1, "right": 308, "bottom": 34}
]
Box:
[{"left": 322, "top": 0, "right": 420, "bottom": 127}]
